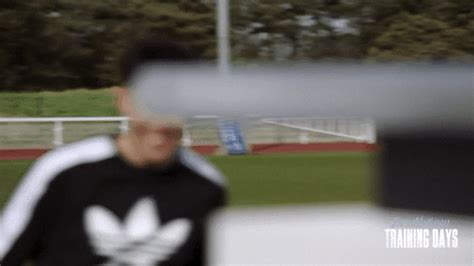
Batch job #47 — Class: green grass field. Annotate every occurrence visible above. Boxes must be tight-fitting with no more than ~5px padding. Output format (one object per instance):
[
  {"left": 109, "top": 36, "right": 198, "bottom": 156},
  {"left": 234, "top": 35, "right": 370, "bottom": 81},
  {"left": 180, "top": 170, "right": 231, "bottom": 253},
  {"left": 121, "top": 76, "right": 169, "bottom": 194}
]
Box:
[
  {"left": 0, "top": 89, "right": 375, "bottom": 209},
  {"left": 0, "top": 152, "right": 374, "bottom": 209},
  {"left": 0, "top": 89, "right": 117, "bottom": 117}
]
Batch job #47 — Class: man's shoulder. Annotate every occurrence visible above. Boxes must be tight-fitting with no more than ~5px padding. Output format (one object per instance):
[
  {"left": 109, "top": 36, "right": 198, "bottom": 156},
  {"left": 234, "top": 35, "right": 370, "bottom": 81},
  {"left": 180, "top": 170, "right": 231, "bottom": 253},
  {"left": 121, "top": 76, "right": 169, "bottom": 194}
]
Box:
[
  {"left": 31, "top": 135, "right": 117, "bottom": 179},
  {"left": 177, "top": 148, "right": 226, "bottom": 188}
]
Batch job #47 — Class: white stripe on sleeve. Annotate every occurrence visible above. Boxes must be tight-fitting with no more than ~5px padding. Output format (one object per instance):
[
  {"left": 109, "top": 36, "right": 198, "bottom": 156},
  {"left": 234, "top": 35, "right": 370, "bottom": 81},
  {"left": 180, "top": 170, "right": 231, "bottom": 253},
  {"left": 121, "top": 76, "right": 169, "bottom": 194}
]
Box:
[
  {"left": 178, "top": 148, "right": 225, "bottom": 187},
  {"left": 0, "top": 135, "right": 116, "bottom": 259}
]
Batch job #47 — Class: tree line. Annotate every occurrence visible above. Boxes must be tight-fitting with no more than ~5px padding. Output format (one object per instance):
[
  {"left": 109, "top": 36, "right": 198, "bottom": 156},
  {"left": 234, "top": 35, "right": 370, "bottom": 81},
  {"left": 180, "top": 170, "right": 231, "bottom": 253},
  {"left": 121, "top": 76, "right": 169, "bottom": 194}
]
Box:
[{"left": 0, "top": 0, "right": 472, "bottom": 91}]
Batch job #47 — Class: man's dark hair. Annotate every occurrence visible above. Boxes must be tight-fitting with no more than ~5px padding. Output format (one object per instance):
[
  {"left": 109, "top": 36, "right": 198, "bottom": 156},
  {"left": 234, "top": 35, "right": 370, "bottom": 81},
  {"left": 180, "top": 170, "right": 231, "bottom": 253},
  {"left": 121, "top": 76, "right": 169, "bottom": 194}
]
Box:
[{"left": 120, "top": 38, "right": 195, "bottom": 84}]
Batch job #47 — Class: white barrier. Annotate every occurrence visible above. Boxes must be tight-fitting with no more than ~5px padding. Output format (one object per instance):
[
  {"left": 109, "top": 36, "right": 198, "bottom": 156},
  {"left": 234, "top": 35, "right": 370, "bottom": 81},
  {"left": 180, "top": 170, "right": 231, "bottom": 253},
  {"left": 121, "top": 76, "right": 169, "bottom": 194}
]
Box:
[
  {"left": 0, "top": 117, "right": 129, "bottom": 147},
  {"left": 208, "top": 204, "right": 473, "bottom": 265},
  {"left": 0, "top": 116, "right": 375, "bottom": 149}
]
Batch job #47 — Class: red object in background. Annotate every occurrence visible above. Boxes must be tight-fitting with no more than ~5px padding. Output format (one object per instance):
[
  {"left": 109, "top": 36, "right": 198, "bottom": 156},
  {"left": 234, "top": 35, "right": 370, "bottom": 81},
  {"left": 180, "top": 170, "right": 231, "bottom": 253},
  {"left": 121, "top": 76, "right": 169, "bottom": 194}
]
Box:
[
  {"left": 190, "top": 145, "right": 220, "bottom": 155},
  {"left": 0, "top": 145, "right": 221, "bottom": 160},
  {"left": 250, "top": 142, "right": 377, "bottom": 154},
  {"left": 0, "top": 142, "right": 376, "bottom": 160},
  {"left": 0, "top": 149, "right": 48, "bottom": 160}
]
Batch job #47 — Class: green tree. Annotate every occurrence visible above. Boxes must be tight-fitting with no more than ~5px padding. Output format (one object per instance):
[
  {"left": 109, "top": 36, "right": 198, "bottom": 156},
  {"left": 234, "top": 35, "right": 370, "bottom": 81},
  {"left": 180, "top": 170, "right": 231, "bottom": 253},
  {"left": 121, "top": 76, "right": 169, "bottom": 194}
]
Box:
[
  {"left": 0, "top": 0, "right": 216, "bottom": 91},
  {"left": 354, "top": 0, "right": 474, "bottom": 60},
  {"left": 368, "top": 13, "right": 473, "bottom": 60},
  {"left": 0, "top": 0, "right": 472, "bottom": 91}
]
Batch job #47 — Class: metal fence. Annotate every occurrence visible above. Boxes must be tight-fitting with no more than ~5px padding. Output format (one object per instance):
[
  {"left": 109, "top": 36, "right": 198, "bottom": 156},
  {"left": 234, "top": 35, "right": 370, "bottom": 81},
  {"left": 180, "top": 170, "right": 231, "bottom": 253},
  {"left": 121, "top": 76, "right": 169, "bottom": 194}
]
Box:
[{"left": 0, "top": 116, "right": 375, "bottom": 149}]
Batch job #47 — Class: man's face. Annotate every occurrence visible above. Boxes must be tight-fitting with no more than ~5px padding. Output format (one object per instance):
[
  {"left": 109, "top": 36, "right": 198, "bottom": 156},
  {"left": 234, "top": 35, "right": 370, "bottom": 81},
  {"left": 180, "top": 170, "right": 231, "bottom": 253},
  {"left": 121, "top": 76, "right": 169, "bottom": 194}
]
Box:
[
  {"left": 115, "top": 87, "right": 183, "bottom": 165},
  {"left": 129, "top": 118, "right": 183, "bottom": 165}
]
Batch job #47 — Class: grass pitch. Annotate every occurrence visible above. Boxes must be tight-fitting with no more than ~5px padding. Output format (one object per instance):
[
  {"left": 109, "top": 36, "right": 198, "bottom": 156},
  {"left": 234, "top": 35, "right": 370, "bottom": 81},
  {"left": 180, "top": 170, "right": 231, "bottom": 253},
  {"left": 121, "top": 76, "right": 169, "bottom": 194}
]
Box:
[
  {"left": 0, "top": 89, "right": 117, "bottom": 117},
  {"left": 0, "top": 89, "right": 374, "bottom": 208},
  {"left": 0, "top": 152, "right": 373, "bottom": 209}
]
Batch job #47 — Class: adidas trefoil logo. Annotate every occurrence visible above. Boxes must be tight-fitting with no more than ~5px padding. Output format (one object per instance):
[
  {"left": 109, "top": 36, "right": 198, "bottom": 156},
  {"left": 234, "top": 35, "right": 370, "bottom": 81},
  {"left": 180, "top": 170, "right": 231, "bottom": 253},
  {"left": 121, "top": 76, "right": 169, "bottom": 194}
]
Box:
[{"left": 84, "top": 197, "right": 191, "bottom": 265}]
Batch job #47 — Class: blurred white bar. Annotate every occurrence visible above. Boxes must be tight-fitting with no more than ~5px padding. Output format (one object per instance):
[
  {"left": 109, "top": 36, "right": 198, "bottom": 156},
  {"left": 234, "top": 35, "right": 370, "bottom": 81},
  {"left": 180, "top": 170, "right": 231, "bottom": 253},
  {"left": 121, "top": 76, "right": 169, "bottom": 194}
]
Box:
[
  {"left": 208, "top": 204, "right": 473, "bottom": 265},
  {"left": 130, "top": 63, "right": 473, "bottom": 132}
]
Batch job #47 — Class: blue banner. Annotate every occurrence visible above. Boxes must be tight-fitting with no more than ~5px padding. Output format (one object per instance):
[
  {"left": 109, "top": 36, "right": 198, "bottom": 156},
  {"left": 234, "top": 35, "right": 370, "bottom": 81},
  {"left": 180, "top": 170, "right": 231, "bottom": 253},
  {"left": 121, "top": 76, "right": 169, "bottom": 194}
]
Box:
[{"left": 217, "top": 119, "right": 247, "bottom": 155}]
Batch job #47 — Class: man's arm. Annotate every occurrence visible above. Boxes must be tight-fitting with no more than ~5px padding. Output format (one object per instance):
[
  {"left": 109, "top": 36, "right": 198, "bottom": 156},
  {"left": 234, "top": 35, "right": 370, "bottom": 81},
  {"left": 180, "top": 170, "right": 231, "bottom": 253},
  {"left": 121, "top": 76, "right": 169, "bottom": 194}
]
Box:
[
  {"left": 0, "top": 156, "right": 64, "bottom": 265},
  {"left": 183, "top": 188, "right": 227, "bottom": 266},
  {"left": 0, "top": 136, "right": 116, "bottom": 265}
]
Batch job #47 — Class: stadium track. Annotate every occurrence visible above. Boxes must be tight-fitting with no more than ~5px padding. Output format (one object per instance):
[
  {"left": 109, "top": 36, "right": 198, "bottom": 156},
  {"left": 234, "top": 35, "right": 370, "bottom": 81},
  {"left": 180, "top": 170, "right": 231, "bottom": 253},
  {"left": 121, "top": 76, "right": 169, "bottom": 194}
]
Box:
[{"left": 0, "top": 142, "right": 376, "bottom": 160}]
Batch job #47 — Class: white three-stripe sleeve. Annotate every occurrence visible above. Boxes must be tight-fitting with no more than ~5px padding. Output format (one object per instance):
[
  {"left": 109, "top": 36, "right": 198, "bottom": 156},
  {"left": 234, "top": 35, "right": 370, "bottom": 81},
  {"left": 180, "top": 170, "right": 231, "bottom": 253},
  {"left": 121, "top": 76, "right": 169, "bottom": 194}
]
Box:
[
  {"left": 0, "top": 136, "right": 116, "bottom": 260},
  {"left": 178, "top": 148, "right": 226, "bottom": 187}
]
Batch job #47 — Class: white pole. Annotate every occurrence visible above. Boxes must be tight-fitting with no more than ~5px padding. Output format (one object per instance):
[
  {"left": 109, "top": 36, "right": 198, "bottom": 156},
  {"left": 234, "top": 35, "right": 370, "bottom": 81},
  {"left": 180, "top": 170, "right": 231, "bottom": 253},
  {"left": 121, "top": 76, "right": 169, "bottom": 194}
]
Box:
[
  {"left": 217, "top": 0, "right": 230, "bottom": 75},
  {"left": 119, "top": 119, "right": 129, "bottom": 133},
  {"left": 182, "top": 126, "right": 193, "bottom": 147},
  {"left": 366, "top": 118, "right": 377, "bottom": 143},
  {"left": 53, "top": 121, "right": 64, "bottom": 147}
]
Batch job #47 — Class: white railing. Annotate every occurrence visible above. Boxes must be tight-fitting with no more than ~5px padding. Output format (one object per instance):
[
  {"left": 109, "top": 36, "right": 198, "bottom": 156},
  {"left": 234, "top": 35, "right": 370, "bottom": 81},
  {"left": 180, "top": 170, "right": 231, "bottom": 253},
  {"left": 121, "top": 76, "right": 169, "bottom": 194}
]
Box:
[
  {"left": 0, "top": 117, "right": 129, "bottom": 147},
  {"left": 0, "top": 116, "right": 375, "bottom": 149},
  {"left": 260, "top": 117, "right": 376, "bottom": 143}
]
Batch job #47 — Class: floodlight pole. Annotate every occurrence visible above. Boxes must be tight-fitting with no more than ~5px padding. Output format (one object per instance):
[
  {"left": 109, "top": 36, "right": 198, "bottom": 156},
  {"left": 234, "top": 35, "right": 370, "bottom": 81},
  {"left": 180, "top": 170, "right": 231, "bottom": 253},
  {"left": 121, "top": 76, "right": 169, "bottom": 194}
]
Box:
[{"left": 216, "top": 0, "right": 230, "bottom": 75}]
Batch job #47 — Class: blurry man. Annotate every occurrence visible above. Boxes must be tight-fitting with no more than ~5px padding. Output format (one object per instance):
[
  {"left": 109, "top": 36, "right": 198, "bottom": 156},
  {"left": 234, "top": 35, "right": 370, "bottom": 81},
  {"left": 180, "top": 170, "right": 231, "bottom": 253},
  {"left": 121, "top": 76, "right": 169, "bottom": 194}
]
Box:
[{"left": 0, "top": 39, "right": 226, "bottom": 265}]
